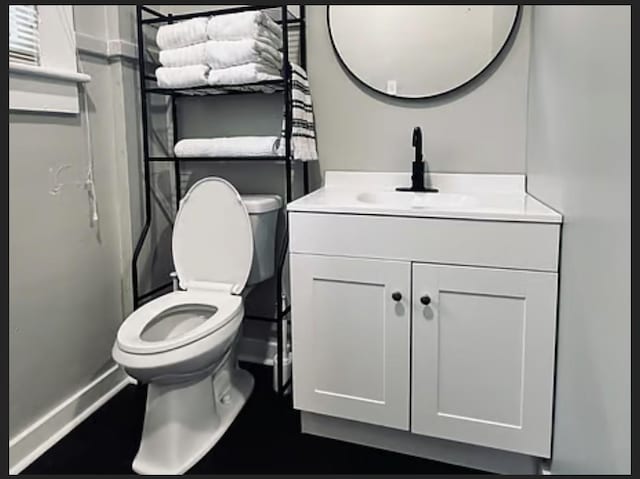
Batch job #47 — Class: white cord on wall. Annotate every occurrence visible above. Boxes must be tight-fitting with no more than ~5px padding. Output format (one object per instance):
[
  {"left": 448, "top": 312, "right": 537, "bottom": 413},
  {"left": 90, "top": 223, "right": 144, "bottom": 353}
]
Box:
[
  {"left": 80, "top": 83, "right": 99, "bottom": 225},
  {"left": 50, "top": 7, "right": 99, "bottom": 226}
]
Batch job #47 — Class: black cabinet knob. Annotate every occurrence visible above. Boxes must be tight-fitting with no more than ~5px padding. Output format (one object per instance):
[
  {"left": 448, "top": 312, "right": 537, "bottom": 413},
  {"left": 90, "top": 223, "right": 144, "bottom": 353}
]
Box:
[
  {"left": 420, "top": 295, "right": 431, "bottom": 306},
  {"left": 392, "top": 291, "right": 402, "bottom": 302}
]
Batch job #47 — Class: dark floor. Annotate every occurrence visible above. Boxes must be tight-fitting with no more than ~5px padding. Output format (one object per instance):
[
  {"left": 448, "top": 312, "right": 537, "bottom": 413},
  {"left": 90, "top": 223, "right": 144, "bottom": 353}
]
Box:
[{"left": 23, "top": 363, "right": 483, "bottom": 474}]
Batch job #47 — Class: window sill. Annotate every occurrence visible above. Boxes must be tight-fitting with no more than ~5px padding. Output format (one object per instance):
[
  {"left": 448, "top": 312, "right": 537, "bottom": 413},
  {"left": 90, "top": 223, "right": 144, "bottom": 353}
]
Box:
[
  {"left": 9, "top": 62, "right": 91, "bottom": 114},
  {"left": 9, "top": 62, "right": 91, "bottom": 84}
]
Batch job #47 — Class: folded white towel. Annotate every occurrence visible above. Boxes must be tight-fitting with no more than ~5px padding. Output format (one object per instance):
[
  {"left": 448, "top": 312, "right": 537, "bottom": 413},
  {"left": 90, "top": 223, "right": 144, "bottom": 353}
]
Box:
[
  {"left": 156, "top": 64, "right": 210, "bottom": 88},
  {"left": 174, "top": 136, "right": 281, "bottom": 158},
  {"left": 159, "top": 39, "right": 283, "bottom": 70},
  {"left": 159, "top": 42, "right": 206, "bottom": 67},
  {"left": 207, "top": 11, "right": 282, "bottom": 47},
  {"left": 156, "top": 17, "right": 208, "bottom": 50},
  {"left": 208, "top": 62, "right": 281, "bottom": 86}
]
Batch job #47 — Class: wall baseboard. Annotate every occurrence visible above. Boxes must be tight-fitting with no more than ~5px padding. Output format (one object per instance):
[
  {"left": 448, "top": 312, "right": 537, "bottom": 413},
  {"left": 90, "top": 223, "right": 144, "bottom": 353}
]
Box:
[{"left": 9, "top": 365, "right": 132, "bottom": 475}]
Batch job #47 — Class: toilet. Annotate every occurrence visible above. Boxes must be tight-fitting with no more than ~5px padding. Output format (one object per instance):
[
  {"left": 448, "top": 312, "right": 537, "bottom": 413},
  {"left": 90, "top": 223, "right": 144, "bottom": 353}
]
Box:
[{"left": 112, "top": 177, "right": 281, "bottom": 475}]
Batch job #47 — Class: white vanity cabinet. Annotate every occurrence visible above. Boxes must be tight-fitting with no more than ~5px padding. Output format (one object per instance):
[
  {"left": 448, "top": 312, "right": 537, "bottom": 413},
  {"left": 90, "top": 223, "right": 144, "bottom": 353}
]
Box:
[{"left": 287, "top": 172, "right": 562, "bottom": 461}]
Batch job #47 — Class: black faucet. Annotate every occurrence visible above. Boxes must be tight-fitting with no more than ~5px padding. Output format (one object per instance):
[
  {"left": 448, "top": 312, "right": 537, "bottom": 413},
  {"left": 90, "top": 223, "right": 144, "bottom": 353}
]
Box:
[{"left": 396, "top": 127, "right": 438, "bottom": 193}]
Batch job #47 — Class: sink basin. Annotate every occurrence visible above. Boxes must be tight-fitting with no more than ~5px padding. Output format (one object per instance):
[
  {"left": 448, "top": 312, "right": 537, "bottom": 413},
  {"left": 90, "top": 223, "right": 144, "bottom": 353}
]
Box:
[
  {"left": 356, "top": 191, "right": 476, "bottom": 209},
  {"left": 287, "top": 172, "right": 563, "bottom": 223}
]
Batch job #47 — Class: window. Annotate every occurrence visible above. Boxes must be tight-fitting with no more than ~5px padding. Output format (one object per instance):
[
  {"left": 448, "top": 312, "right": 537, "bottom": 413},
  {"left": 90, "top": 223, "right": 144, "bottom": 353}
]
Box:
[
  {"left": 9, "top": 5, "right": 40, "bottom": 66},
  {"left": 9, "top": 5, "right": 90, "bottom": 114}
]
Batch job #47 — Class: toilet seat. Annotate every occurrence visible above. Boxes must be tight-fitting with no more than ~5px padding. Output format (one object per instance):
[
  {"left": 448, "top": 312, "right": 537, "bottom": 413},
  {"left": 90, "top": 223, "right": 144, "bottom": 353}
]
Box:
[
  {"left": 117, "top": 178, "right": 254, "bottom": 356},
  {"left": 172, "top": 177, "right": 254, "bottom": 294},
  {"left": 117, "top": 290, "right": 242, "bottom": 355}
]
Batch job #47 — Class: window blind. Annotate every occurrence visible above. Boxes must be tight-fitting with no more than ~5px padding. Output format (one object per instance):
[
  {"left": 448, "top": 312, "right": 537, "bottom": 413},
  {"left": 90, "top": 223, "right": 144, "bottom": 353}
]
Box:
[{"left": 9, "top": 5, "right": 40, "bottom": 65}]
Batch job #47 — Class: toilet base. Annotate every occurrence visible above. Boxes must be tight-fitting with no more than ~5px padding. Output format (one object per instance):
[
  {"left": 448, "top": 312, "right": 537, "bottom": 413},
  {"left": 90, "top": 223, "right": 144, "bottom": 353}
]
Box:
[{"left": 132, "top": 364, "right": 254, "bottom": 475}]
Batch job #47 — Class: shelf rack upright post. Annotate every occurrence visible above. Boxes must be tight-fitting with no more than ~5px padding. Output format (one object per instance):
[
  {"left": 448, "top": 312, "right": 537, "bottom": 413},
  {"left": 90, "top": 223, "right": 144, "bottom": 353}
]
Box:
[{"left": 131, "top": 5, "right": 308, "bottom": 396}]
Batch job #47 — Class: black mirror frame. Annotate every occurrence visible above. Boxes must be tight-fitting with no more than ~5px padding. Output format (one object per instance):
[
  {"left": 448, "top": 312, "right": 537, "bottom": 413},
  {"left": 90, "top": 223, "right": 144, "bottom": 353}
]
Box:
[{"left": 327, "top": 5, "right": 522, "bottom": 100}]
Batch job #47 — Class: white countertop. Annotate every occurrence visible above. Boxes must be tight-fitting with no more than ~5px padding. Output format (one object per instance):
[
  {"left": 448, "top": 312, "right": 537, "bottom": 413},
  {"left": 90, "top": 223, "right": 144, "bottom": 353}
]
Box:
[{"left": 287, "top": 172, "right": 562, "bottom": 224}]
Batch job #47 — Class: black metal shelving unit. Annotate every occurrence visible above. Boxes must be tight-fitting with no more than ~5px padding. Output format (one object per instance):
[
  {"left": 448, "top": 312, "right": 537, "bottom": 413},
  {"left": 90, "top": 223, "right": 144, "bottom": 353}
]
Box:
[{"left": 132, "top": 5, "right": 308, "bottom": 396}]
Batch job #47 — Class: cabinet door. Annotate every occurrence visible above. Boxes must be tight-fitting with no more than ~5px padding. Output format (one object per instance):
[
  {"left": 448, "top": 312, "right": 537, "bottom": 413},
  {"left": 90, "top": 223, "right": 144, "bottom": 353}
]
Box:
[
  {"left": 290, "top": 253, "right": 410, "bottom": 430},
  {"left": 412, "top": 264, "right": 557, "bottom": 457}
]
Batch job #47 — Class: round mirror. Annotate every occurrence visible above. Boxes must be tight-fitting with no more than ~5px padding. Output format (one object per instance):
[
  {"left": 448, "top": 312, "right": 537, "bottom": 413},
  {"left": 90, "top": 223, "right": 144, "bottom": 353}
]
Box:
[{"left": 327, "top": 5, "right": 520, "bottom": 99}]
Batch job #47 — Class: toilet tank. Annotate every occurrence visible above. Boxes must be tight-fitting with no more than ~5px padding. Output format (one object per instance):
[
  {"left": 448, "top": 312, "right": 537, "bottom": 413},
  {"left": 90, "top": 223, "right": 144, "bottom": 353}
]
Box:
[{"left": 240, "top": 194, "right": 282, "bottom": 285}]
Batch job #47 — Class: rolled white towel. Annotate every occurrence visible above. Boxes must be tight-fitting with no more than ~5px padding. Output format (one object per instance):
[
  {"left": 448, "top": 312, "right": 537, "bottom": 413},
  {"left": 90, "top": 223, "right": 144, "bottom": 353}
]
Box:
[
  {"left": 174, "top": 136, "right": 281, "bottom": 158},
  {"left": 208, "top": 62, "right": 281, "bottom": 86},
  {"left": 156, "top": 17, "right": 208, "bottom": 50},
  {"left": 207, "top": 11, "right": 282, "bottom": 47},
  {"left": 159, "top": 39, "right": 283, "bottom": 70},
  {"left": 156, "top": 65, "right": 210, "bottom": 88}
]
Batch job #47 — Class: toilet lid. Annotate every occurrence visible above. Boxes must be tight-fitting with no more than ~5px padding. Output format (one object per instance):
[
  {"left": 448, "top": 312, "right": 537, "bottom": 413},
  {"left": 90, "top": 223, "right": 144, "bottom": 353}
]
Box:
[{"left": 172, "top": 178, "right": 253, "bottom": 293}]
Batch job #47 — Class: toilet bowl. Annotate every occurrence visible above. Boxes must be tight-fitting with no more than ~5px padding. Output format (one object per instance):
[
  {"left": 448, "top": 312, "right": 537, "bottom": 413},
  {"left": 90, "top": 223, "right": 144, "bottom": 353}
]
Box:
[{"left": 112, "top": 178, "right": 281, "bottom": 475}]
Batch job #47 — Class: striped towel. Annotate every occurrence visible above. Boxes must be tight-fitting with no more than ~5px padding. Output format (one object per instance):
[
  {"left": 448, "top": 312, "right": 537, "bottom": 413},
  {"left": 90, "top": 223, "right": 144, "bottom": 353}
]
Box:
[{"left": 278, "top": 64, "right": 318, "bottom": 162}]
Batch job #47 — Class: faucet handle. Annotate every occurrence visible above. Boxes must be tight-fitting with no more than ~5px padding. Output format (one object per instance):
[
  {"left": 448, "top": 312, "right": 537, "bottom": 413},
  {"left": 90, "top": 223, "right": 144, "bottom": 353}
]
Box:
[{"left": 412, "top": 127, "right": 421, "bottom": 147}]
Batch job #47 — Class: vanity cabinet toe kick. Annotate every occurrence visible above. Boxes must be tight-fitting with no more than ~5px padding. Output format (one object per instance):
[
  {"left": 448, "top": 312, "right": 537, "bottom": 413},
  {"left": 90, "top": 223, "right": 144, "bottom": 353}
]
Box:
[{"left": 288, "top": 211, "right": 560, "bottom": 459}]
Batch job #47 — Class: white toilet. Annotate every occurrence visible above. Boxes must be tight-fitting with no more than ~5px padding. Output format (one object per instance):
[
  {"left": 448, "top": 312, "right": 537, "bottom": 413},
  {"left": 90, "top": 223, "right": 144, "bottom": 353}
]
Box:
[{"left": 112, "top": 177, "right": 281, "bottom": 475}]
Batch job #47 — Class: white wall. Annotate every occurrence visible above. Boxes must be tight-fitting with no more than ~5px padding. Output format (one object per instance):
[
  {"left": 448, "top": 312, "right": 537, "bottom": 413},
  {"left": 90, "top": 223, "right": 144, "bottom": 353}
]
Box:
[
  {"left": 525, "top": 6, "right": 630, "bottom": 474},
  {"left": 9, "top": 5, "right": 138, "bottom": 457},
  {"left": 308, "top": 5, "right": 531, "bottom": 175}
]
